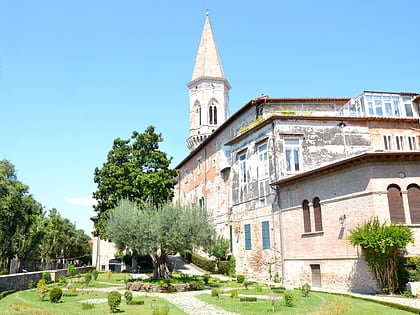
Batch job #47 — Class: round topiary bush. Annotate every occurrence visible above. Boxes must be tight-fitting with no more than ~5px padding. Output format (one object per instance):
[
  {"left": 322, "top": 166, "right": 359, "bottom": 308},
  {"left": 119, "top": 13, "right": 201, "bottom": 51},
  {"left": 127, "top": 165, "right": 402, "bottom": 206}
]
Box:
[
  {"left": 92, "top": 269, "right": 99, "bottom": 280},
  {"left": 124, "top": 290, "right": 133, "bottom": 303},
  {"left": 108, "top": 291, "right": 121, "bottom": 312},
  {"left": 49, "top": 287, "right": 63, "bottom": 303}
]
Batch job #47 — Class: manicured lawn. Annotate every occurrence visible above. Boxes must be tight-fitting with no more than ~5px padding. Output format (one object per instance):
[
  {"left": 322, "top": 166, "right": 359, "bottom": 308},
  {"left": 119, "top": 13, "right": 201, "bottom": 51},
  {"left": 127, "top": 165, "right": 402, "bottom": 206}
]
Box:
[
  {"left": 0, "top": 288, "right": 187, "bottom": 315},
  {"left": 197, "top": 290, "right": 418, "bottom": 315}
]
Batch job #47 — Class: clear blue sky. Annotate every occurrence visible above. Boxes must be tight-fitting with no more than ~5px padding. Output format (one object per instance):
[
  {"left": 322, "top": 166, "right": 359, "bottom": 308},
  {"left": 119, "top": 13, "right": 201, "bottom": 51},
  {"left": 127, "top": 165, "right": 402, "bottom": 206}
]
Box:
[{"left": 1, "top": 0, "right": 419, "bottom": 235}]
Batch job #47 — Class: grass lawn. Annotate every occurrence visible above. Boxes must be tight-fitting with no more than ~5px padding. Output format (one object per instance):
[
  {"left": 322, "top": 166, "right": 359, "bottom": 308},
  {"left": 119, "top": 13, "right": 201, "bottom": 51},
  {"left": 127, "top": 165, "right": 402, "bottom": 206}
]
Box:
[{"left": 197, "top": 290, "right": 418, "bottom": 315}]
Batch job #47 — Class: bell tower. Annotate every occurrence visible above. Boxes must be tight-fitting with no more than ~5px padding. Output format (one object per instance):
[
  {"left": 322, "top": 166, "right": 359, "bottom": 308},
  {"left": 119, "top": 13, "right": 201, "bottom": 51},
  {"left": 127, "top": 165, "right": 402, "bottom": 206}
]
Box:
[{"left": 186, "top": 13, "right": 230, "bottom": 151}]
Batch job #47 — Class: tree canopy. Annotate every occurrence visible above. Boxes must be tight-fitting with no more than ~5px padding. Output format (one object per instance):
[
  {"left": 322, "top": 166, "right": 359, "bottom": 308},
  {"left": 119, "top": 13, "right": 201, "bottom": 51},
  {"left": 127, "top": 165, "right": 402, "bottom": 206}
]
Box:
[
  {"left": 93, "top": 126, "right": 177, "bottom": 237},
  {"left": 348, "top": 217, "right": 414, "bottom": 294},
  {"left": 106, "top": 199, "right": 215, "bottom": 279}
]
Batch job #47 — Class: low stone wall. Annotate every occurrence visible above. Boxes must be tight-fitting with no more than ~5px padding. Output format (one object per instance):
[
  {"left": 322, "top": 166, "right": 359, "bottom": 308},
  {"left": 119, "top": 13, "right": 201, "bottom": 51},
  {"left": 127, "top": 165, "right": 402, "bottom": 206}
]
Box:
[{"left": 0, "top": 266, "right": 95, "bottom": 292}]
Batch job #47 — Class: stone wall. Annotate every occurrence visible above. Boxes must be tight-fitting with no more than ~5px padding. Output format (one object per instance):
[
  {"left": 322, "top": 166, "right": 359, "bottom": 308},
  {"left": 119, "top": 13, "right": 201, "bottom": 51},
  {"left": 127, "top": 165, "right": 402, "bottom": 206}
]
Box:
[{"left": 0, "top": 266, "right": 94, "bottom": 292}]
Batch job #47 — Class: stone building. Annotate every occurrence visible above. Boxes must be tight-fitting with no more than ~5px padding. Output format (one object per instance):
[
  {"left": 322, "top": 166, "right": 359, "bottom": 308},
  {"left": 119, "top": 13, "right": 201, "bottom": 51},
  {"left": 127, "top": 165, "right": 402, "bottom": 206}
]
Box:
[{"left": 174, "top": 14, "right": 420, "bottom": 292}]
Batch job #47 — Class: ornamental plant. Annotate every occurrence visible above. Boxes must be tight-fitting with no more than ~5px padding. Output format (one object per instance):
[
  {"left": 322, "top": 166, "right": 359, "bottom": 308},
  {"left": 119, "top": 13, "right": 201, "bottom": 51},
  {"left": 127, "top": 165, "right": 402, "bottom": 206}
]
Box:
[
  {"left": 36, "top": 279, "right": 48, "bottom": 300},
  {"left": 348, "top": 217, "right": 414, "bottom": 294},
  {"left": 49, "top": 287, "right": 62, "bottom": 303},
  {"left": 108, "top": 291, "right": 121, "bottom": 313}
]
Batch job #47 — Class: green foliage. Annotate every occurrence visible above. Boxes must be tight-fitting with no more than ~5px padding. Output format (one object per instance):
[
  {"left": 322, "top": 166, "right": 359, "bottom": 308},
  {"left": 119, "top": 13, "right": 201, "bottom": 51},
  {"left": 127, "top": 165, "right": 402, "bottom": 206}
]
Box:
[
  {"left": 217, "top": 261, "right": 230, "bottom": 275},
  {"left": 283, "top": 290, "right": 295, "bottom": 307},
  {"left": 230, "top": 289, "right": 238, "bottom": 298},
  {"left": 42, "top": 272, "right": 51, "bottom": 283},
  {"left": 92, "top": 269, "right": 99, "bottom": 280},
  {"left": 191, "top": 279, "right": 205, "bottom": 290},
  {"left": 255, "top": 285, "right": 263, "bottom": 293},
  {"left": 202, "top": 274, "right": 210, "bottom": 285},
  {"left": 0, "top": 289, "right": 19, "bottom": 300},
  {"left": 236, "top": 274, "right": 245, "bottom": 283},
  {"left": 0, "top": 268, "right": 8, "bottom": 275},
  {"left": 124, "top": 290, "right": 133, "bottom": 301},
  {"left": 228, "top": 255, "right": 236, "bottom": 276},
  {"left": 301, "top": 283, "right": 311, "bottom": 297},
  {"left": 211, "top": 288, "right": 221, "bottom": 298},
  {"left": 209, "top": 236, "right": 230, "bottom": 261},
  {"left": 58, "top": 276, "right": 68, "bottom": 286},
  {"left": 81, "top": 302, "right": 94, "bottom": 310},
  {"left": 127, "top": 299, "right": 145, "bottom": 305},
  {"left": 49, "top": 287, "right": 62, "bottom": 303},
  {"left": 67, "top": 264, "right": 76, "bottom": 277},
  {"left": 106, "top": 200, "right": 215, "bottom": 279},
  {"left": 83, "top": 273, "right": 92, "bottom": 285},
  {"left": 240, "top": 296, "right": 257, "bottom": 302},
  {"left": 93, "top": 126, "right": 178, "bottom": 237},
  {"left": 191, "top": 252, "right": 216, "bottom": 273},
  {"left": 36, "top": 279, "right": 48, "bottom": 300},
  {"left": 107, "top": 291, "right": 121, "bottom": 313},
  {"left": 151, "top": 304, "right": 169, "bottom": 315},
  {"left": 28, "top": 280, "right": 37, "bottom": 289},
  {"left": 348, "top": 217, "right": 414, "bottom": 294}
]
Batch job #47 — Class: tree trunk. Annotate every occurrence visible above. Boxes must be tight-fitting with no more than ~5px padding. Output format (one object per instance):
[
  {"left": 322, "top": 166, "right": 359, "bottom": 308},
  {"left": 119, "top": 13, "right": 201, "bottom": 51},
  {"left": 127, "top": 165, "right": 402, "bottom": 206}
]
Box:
[
  {"left": 150, "top": 248, "right": 171, "bottom": 279},
  {"left": 131, "top": 249, "right": 138, "bottom": 272}
]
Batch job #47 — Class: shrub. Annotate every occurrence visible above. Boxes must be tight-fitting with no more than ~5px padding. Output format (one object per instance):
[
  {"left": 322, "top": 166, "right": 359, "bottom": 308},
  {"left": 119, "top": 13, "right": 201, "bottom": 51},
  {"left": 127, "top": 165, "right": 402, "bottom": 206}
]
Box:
[
  {"left": 236, "top": 274, "right": 245, "bottom": 283},
  {"left": 255, "top": 285, "right": 263, "bottom": 293},
  {"left": 240, "top": 296, "right": 257, "bottom": 302},
  {"left": 36, "top": 279, "right": 48, "bottom": 300},
  {"left": 59, "top": 276, "right": 68, "bottom": 286},
  {"left": 217, "top": 261, "right": 230, "bottom": 275},
  {"left": 92, "top": 269, "right": 99, "bottom": 280},
  {"left": 0, "top": 289, "right": 19, "bottom": 300},
  {"left": 108, "top": 291, "right": 121, "bottom": 313},
  {"left": 81, "top": 302, "right": 94, "bottom": 310},
  {"left": 106, "top": 271, "right": 112, "bottom": 280},
  {"left": 283, "top": 290, "right": 295, "bottom": 307},
  {"left": 191, "top": 279, "right": 205, "bottom": 290},
  {"left": 69, "top": 284, "right": 77, "bottom": 293},
  {"left": 0, "top": 268, "right": 8, "bottom": 275},
  {"left": 202, "top": 274, "right": 210, "bottom": 285},
  {"left": 67, "top": 264, "right": 76, "bottom": 277},
  {"left": 152, "top": 304, "right": 169, "bottom": 315},
  {"left": 191, "top": 252, "right": 216, "bottom": 272},
  {"left": 84, "top": 273, "right": 92, "bottom": 285},
  {"left": 228, "top": 255, "right": 236, "bottom": 276},
  {"left": 211, "top": 288, "right": 221, "bottom": 298},
  {"left": 230, "top": 289, "right": 238, "bottom": 298},
  {"left": 127, "top": 300, "right": 145, "bottom": 305},
  {"left": 28, "top": 280, "right": 37, "bottom": 289},
  {"left": 124, "top": 290, "right": 133, "bottom": 303},
  {"left": 49, "top": 287, "right": 62, "bottom": 303},
  {"left": 42, "top": 272, "right": 52, "bottom": 283},
  {"left": 301, "top": 283, "right": 311, "bottom": 297},
  {"left": 181, "top": 249, "right": 192, "bottom": 262}
]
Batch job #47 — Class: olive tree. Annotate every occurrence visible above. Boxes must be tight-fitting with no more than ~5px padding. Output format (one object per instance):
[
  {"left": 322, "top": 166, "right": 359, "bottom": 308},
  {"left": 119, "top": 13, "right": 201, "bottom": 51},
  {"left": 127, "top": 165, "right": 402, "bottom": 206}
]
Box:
[
  {"left": 105, "top": 199, "right": 215, "bottom": 279},
  {"left": 348, "top": 217, "right": 414, "bottom": 294}
]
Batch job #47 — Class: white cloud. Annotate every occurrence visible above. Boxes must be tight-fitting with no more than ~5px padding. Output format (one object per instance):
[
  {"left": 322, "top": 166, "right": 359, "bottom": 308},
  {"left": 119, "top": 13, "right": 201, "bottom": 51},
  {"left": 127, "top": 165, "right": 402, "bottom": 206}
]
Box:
[{"left": 64, "top": 196, "right": 97, "bottom": 206}]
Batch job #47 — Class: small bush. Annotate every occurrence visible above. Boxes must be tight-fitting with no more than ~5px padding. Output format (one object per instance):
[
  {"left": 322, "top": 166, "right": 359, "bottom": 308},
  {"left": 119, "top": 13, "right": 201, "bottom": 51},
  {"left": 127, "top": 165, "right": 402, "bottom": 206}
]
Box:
[
  {"left": 106, "top": 271, "right": 112, "bottom": 280},
  {"left": 67, "top": 264, "right": 76, "bottom": 277},
  {"left": 127, "top": 300, "right": 145, "bottom": 305},
  {"left": 236, "top": 274, "right": 245, "bottom": 283},
  {"left": 191, "top": 252, "right": 216, "bottom": 272},
  {"left": 301, "top": 283, "right": 311, "bottom": 297},
  {"left": 230, "top": 289, "right": 238, "bottom": 298},
  {"left": 0, "top": 289, "right": 19, "bottom": 300},
  {"left": 49, "top": 287, "right": 63, "bottom": 303},
  {"left": 283, "top": 290, "right": 295, "bottom": 307},
  {"left": 240, "top": 296, "right": 257, "bottom": 302},
  {"left": 92, "top": 269, "right": 99, "bottom": 280},
  {"left": 28, "top": 280, "right": 37, "bottom": 289},
  {"left": 108, "top": 291, "right": 121, "bottom": 313},
  {"left": 124, "top": 290, "right": 133, "bottom": 303},
  {"left": 36, "top": 279, "right": 48, "bottom": 300},
  {"left": 191, "top": 279, "right": 205, "bottom": 290},
  {"left": 63, "top": 292, "right": 78, "bottom": 297},
  {"left": 69, "top": 284, "right": 77, "bottom": 293},
  {"left": 58, "top": 276, "right": 68, "bottom": 286},
  {"left": 0, "top": 268, "right": 8, "bottom": 275},
  {"left": 217, "top": 261, "right": 230, "bottom": 275},
  {"left": 81, "top": 302, "right": 94, "bottom": 310},
  {"left": 202, "top": 274, "right": 210, "bottom": 285},
  {"left": 211, "top": 288, "right": 221, "bottom": 298},
  {"left": 84, "top": 273, "right": 92, "bottom": 285},
  {"left": 42, "top": 272, "right": 52, "bottom": 283},
  {"left": 255, "top": 285, "right": 263, "bottom": 293},
  {"left": 152, "top": 304, "right": 169, "bottom": 315}
]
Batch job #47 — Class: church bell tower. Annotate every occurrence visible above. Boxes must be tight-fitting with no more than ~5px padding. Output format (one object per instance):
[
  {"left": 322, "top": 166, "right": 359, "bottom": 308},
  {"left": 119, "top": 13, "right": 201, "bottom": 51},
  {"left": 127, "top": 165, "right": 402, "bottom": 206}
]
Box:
[{"left": 186, "top": 13, "right": 231, "bottom": 151}]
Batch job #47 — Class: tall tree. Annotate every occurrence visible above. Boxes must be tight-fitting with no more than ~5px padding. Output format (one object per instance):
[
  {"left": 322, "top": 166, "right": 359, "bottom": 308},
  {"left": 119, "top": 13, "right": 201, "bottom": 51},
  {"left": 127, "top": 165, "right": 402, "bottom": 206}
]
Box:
[
  {"left": 106, "top": 199, "right": 215, "bottom": 279},
  {"left": 0, "top": 160, "right": 42, "bottom": 270},
  {"left": 93, "top": 126, "right": 177, "bottom": 237}
]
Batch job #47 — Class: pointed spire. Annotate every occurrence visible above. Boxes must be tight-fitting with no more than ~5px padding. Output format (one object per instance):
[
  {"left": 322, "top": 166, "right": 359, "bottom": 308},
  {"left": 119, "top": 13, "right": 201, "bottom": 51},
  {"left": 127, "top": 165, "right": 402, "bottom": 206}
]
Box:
[{"left": 191, "top": 13, "right": 225, "bottom": 81}]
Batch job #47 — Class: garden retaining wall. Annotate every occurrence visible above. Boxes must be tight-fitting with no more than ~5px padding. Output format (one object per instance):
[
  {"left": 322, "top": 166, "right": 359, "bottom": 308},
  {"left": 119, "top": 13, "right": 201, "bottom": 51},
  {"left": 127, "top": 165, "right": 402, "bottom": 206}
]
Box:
[{"left": 0, "top": 266, "right": 95, "bottom": 292}]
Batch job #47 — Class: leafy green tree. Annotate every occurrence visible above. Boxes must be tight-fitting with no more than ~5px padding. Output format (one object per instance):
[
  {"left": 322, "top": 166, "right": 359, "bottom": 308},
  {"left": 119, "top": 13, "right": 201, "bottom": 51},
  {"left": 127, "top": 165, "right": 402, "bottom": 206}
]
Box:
[
  {"left": 93, "top": 126, "right": 177, "bottom": 237},
  {"left": 0, "top": 160, "right": 43, "bottom": 270},
  {"left": 209, "top": 236, "right": 230, "bottom": 261},
  {"left": 105, "top": 199, "right": 215, "bottom": 279},
  {"left": 348, "top": 217, "right": 414, "bottom": 294}
]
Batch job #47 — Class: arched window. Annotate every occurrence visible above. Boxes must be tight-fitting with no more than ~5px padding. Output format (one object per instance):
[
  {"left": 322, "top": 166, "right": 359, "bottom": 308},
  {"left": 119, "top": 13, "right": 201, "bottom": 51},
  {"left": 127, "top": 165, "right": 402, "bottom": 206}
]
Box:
[
  {"left": 313, "top": 197, "right": 323, "bottom": 232},
  {"left": 302, "top": 200, "right": 311, "bottom": 233},
  {"left": 387, "top": 184, "right": 405, "bottom": 223},
  {"left": 209, "top": 100, "right": 218, "bottom": 125},
  {"left": 194, "top": 101, "right": 201, "bottom": 126},
  {"left": 408, "top": 184, "right": 420, "bottom": 224}
]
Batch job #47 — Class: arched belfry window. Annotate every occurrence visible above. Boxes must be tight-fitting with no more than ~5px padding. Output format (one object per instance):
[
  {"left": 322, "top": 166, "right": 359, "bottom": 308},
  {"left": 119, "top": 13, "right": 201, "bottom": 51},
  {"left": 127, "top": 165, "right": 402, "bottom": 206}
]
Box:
[
  {"left": 302, "top": 200, "right": 311, "bottom": 233},
  {"left": 194, "top": 101, "right": 202, "bottom": 126},
  {"left": 407, "top": 184, "right": 420, "bottom": 224},
  {"left": 209, "top": 100, "right": 218, "bottom": 125},
  {"left": 387, "top": 184, "right": 405, "bottom": 223},
  {"left": 313, "top": 197, "right": 323, "bottom": 231}
]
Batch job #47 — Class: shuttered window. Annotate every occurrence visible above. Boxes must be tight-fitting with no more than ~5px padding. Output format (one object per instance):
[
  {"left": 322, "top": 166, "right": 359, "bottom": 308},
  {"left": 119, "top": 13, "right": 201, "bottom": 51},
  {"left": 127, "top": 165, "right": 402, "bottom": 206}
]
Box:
[
  {"left": 244, "top": 224, "right": 252, "bottom": 250},
  {"left": 408, "top": 184, "right": 420, "bottom": 224},
  {"left": 302, "top": 200, "right": 311, "bottom": 233},
  {"left": 262, "top": 221, "right": 270, "bottom": 249},
  {"left": 313, "top": 197, "right": 323, "bottom": 231},
  {"left": 387, "top": 184, "right": 405, "bottom": 223}
]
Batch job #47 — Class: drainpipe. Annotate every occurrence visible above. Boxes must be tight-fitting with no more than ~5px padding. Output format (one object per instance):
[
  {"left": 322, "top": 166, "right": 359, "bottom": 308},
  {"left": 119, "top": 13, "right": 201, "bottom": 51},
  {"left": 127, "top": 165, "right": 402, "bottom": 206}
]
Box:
[{"left": 276, "top": 187, "right": 286, "bottom": 285}]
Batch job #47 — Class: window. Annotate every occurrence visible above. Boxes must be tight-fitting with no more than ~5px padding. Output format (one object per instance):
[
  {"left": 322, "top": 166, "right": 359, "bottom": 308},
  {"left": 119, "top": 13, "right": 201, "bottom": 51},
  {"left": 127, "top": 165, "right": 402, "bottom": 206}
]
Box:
[
  {"left": 238, "top": 151, "right": 247, "bottom": 184},
  {"left": 261, "top": 221, "right": 270, "bottom": 249},
  {"left": 408, "top": 184, "right": 420, "bottom": 224},
  {"left": 184, "top": 169, "right": 189, "bottom": 183},
  {"left": 257, "top": 141, "right": 269, "bottom": 179},
  {"left": 383, "top": 135, "right": 392, "bottom": 150},
  {"left": 199, "top": 197, "right": 205, "bottom": 209},
  {"left": 195, "top": 101, "right": 202, "bottom": 126},
  {"left": 209, "top": 101, "right": 218, "bottom": 125},
  {"left": 313, "top": 197, "right": 323, "bottom": 231},
  {"left": 396, "top": 136, "right": 404, "bottom": 150},
  {"left": 408, "top": 136, "right": 417, "bottom": 150},
  {"left": 284, "top": 138, "right": 300, "bottom": 172},
  {"left": 302, "top": 200, "right": 311, "bottom": 233},
  {"left": 197, "top": 157, "right": 202, "bottom": 171},
  {"left": 387, "top": 184, "right": 405, "bottom": 223},
  {"left": 403, "top": 97, "right": 414, "bottom": 117},
  {"left": 244, "top": 224, "right": 252, "bottom": 250}
]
